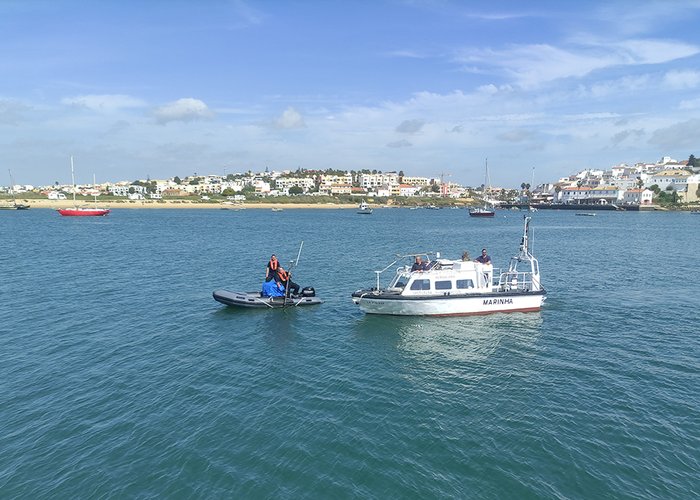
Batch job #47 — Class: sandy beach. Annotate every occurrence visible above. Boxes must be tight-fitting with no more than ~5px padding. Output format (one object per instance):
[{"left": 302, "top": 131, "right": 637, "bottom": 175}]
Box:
[{"left": 20, "top": 199, "right": 361, "bottom": 210}]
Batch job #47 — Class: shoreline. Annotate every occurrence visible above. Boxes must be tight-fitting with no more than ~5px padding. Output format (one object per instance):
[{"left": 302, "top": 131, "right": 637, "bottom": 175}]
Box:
[{"left": 16, "top": 199, "right": 362, "bottom": 210}]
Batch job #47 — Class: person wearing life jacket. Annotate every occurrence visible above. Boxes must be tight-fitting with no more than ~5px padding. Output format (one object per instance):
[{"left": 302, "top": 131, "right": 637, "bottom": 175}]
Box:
[{"left": 265, "top": 254, "right": 300, "bottom": 296}]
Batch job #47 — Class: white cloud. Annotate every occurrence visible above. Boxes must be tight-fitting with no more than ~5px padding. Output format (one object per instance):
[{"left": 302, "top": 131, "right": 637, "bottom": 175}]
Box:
[
  {"left": 62, "top": 94, "right": 146, "bottom": 112},
  {"left": 679, "top": 97, "right": 700, "bottom": 109},
  {"left": 457, "top": 39, "right": 700, "bottom": 88},
  {"left": 154, "top": 98, "right": 214, "bottom": 124},
  {"left": 498, "top": 129, "right": 536, "bottom": 142},
  {"left": 612, "top": 39, "right": 699, "bottom": 64},
  {"left": 387, "top": 139, "right": 412, "bottom": 148},
  {"left": 273, "top": 107, "right": 305, "bottom": 129},
  {"left": 663, "top": 70, "right": 700, "bottom": 89},
  {"left": 0, "top": 99, "right": 29, "bottom": 124}
]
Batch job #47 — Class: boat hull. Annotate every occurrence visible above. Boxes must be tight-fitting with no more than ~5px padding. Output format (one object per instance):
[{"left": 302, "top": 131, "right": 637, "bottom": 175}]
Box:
[
  {"left": 213, "top": 289, "right": 322, "bottom": 308},
  {"left": 469, "top": 211, "right": 495, "bottom": 217},
  {"left": 0, "top": 204, "right": 30, "bottom": 210},
  {"left": 57, "top": 208, "right": 110, "bottom": 216},
  {"left": 351, "top": 290, "right": 545, "bottom": 316}
]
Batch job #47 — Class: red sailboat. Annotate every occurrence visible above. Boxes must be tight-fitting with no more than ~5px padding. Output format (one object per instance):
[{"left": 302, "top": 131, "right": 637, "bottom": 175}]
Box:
[{"left": 57, "top": 157, "right": 110, "bottom": 217}]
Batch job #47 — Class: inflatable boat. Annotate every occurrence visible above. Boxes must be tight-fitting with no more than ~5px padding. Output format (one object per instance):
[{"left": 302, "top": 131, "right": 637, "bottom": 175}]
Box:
[{"left": 213, "top": 289, "right": 322, "bottom": 309}]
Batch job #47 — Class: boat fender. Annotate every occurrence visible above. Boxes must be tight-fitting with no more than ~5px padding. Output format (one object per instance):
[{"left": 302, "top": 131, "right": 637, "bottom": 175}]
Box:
[{"left": 301, "top": 287, "right": 315, "bottom": 297}]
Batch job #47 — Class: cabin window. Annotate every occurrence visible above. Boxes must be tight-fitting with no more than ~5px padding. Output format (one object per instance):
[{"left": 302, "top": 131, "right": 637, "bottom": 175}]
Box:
[
  {"left": 410, "top": 279, "right": 431, "bottom": 291},
  {"left": 435, "top": 280, "right": 452, "bottom": 290},
  {"left": 456, "top": 279, "right": 474, "bottom": 289}
]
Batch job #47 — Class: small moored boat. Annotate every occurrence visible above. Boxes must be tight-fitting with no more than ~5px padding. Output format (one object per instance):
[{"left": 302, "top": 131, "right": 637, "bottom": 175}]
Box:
[
  {"left": 57, "top": 158, "right": 110, "bottom": 217},
  {"left": 357, "top": 200, "right": 373, "bottom": 214},
  {"left": 352, "top": 217, "right": 545, "bottom": 316}
]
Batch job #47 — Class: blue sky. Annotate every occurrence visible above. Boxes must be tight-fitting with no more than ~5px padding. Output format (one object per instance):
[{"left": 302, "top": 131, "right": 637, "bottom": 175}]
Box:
[{"left": 2, "top": 0, "right": 700, "bottom": 187}]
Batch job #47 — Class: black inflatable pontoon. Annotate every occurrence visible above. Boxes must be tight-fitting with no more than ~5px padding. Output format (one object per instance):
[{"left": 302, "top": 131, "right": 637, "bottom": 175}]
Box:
[{"left": 213, "top": 289, "right": 322, "bottom": 309}]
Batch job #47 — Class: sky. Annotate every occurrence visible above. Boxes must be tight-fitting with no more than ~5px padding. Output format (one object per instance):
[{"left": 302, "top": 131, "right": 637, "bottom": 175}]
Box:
[{"left": 2, "top": 0, "right": 700, "bottom": 187}]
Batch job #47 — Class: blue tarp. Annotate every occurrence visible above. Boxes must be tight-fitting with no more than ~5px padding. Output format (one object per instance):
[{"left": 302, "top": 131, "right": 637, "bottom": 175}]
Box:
[{"left": 262, "top": 280, "right": 285, "bottom": 297}]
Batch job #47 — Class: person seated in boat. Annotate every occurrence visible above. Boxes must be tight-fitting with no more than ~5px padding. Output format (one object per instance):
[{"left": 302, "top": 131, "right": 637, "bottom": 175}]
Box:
[
  {"left": 411, "top": 256, "right": 429, "bottom": 272},
  {"left": 266, "top": 254, "right": 300, "bottom": 296},
  {"left": 261, "top": 278, "right": 285, "bottom": 297},
  {"left": 462, "top": 251, "right": 471, "bottom": 261},
  {"left": 475, "top": 248, "right": 491, "bottom": 265}
]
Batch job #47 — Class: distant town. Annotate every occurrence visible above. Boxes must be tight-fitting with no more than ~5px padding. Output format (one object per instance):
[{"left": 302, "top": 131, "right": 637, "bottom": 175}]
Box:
[{"left": 3, "top": 154, "right": 700, "bottom": 207}]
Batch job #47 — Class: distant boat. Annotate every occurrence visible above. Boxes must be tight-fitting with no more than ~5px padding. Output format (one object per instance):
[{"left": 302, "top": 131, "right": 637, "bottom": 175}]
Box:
[
  {"left": 271, "top": 207, "right": 283, "bottom": 212},
  {"left": 57, "top": 157, "right": 110, "bottom": 217},
  {"left": 575, "top": 213, "right": 596, "bottom": 217},
  {"left": 0, "top": 169, "right": 30, "bottom": 210},
  {"left": 357, "top": 200, "right": 373, "bottom": 214},
  {"left": 469, "top": 159, "right": 495, "bottom": 218}
]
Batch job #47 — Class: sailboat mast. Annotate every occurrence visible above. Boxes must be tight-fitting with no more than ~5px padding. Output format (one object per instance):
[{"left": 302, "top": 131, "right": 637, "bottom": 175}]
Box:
[
  {"left": 93, "top": 173, "right": 97, "bottom": 205},
  {"left": 70, "top": 156, "right": 76, "bottom": 203},
  {"left": 8, "top": 169, "right": 16, "bottom": 203}
]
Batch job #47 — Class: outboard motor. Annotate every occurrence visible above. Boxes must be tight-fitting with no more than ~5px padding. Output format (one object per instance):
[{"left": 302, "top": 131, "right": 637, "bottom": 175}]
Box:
[{"left": 301, "top": 287, "right": 315, "bottom": 297}]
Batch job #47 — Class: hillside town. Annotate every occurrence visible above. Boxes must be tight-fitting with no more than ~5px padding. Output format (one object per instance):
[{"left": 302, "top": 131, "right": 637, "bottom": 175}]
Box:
[{"left": 3, "top": 155, "right": 700, "bottom": 207}]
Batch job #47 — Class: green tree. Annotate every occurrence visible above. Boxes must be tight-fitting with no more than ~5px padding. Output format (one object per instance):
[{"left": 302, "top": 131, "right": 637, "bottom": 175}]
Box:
[
  {"left": 289, "top": 185, "right": 303, "bottom": 195},
  {"left": 173, "top": 176, "right": 182, "bottom": 184},
  {"left": 688, "top": 154, "right": 697, "bottom": 168},
  {"left": 222, "top": 188, "right": 236, "bottom": 196}
]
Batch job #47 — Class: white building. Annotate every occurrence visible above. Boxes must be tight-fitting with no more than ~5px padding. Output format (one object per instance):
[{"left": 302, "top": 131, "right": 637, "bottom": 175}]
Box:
[
  {"left": 648, "top": 169, "right": 691, "bottom": 191},
  {"left": 622, "top": 188, "right": 653, "bottom": 205},
  {"left": 319, "top": 173, "right": 352, "bottom": 187},
  {"left": 359, "top": 172, "right": 399, "bottom": 189},
  {"left": 399, "top": 184, "right": 420, "bottom": 197},
  {"left": 275, "top": 177, "right": 315, "bottom": 192},
  {"left": 402, "top": 176, "right": 430, "bottom": 186}
]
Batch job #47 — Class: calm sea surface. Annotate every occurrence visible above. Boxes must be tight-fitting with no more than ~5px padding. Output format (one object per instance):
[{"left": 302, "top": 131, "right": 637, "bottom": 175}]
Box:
[{"left": 1, "top": 208, "right": 698, "bottom": 498}]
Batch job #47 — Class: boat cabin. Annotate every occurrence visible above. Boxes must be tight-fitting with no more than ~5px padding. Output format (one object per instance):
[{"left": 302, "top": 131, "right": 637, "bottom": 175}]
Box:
[
  {"left": 386, "top": 259, "right": 494, "bottom": 296},
  {"left": 384, "top": 246, "right": 541, "bottom": 297}
]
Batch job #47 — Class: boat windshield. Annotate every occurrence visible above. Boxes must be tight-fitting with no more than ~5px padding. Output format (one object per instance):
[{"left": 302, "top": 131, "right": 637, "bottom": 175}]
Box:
[{"left": 389, "top": 271, "right": 412, "bottom": 289}]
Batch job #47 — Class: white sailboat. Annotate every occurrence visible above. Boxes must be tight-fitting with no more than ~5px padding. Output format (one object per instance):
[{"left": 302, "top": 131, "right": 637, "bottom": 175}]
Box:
[
  {"left": 470, "top": 159, "right": 495, "bottom": 217},
  {"left": 1, "top": 170, "right": 30, "bottom": 210}
]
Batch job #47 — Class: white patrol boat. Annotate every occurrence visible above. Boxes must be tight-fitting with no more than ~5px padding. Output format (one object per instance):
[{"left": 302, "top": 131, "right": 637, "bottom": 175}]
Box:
[{"left": 351, "top": 217, "right": 545, "bottom": 316}]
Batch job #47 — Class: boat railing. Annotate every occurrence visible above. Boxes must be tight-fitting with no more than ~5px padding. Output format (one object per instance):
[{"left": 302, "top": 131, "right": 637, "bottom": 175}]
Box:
[{"left": 497, "top": 271, "right": 536, "bottom": 291}]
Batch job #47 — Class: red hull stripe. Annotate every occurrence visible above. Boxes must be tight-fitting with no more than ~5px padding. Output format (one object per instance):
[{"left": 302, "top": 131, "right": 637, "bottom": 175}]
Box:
[{"left": 427, "top": 306, "right": 541, "bottom": 317}]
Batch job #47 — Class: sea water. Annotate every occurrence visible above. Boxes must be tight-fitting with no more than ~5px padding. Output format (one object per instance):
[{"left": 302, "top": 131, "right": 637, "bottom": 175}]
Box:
[{"left": 1, "top": 208, "right": 698, "bottom": 497}]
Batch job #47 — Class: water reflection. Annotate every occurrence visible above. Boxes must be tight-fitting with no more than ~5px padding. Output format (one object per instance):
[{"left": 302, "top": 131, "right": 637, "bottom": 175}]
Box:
[
  {"left": 355, "top": 313, "right": 542, "bottom": 362},
  {"left": 353, "top": 312, "right": 544, "bottom": 391}
]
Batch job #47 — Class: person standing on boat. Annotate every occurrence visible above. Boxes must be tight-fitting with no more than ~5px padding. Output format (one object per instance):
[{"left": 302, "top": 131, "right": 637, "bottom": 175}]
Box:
[
  {"left": 411, "top": 256, "right": 429, "bottom": 272},
  {"left": 475, "top": 248, "right": 491, "bottom": 265},
  {"left": 266, "top": 254, "right": 300, "bottom": 296}
]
